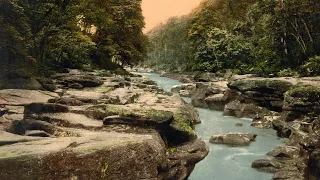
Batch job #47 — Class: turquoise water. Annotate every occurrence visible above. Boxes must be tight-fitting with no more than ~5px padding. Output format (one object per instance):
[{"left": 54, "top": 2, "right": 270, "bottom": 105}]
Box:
[{"left": 134, "top": 73, "right": 285, "bottom": 180}]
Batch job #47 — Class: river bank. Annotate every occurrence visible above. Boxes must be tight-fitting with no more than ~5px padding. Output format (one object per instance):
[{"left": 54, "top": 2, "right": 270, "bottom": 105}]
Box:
[
  {"left": 150, "top": 71, "right": 320, "bottom": 180},
  {"left": 0, "top": 69, "right": 208, "bottom": 179}
]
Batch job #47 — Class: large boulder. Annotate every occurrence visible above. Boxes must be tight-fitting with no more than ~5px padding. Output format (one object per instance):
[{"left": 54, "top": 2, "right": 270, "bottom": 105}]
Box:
[
  {"left": 283, "top": 85, "right": 320, "bottom": 116},
  {"left": 310, "top": 149, "right": 320, "bottom": 180},
  {"left": 55, "top": 71, "right": 103, "bottom": 89},
  {"left": 191, "top": 82, "right": 228, "bottom": 110},
  {"left": 228, "top": 79, "right": 293, "bottom": 111},
  {"left": 251, "top": 159, "right": 279, "bottom": 173},
  {"left": 267, "top": 146, "right": 299, "bottom": 159},
  {"left": 0, "top": 69, "right": 209, "bottom": 180},
  {"left": 209, "top": 132, "right": 257, "bottom": 146},
  {"left": 0, "top": 89, "right": 59, "bottom": 106},
  {"left": 223, "top": 100, "right": 272, "bottom": 119},
  {"left": 0, "top": 77, "right": 44, "bottom": 90}
]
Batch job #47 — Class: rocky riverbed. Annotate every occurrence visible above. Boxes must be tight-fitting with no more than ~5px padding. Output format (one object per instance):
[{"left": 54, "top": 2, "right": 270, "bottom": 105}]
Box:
[
  {"left": 0, "top": 69, "right": 208, "bottom": 180},
  {"left": 169, "top": 72, "right": 320, "bottom": 180}
]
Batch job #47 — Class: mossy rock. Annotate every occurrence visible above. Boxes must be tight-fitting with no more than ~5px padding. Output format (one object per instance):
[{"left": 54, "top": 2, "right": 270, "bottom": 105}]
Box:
[
  {"left": 104, "top": 105, "right": 174, "bottom": 123},
  {"left": 85, "top": 104, "right": 174, "bottom": 124},
  {"left": 228, "top": 79, "right": 293, "bottom": 94},
  {"left": 170, "top": 107, "right": 196, "bottom": 137},
  {"left": 285, "top": 85, "right": 320, "bottom": 102},
  {"left": 284, "top": 85, "right": 320, "bottom": 113}
]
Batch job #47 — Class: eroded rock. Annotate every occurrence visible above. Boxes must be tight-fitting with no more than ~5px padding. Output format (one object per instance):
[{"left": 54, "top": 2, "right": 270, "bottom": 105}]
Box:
[{"left": 209, "top": 132, "right": 257, "bottom": 146}]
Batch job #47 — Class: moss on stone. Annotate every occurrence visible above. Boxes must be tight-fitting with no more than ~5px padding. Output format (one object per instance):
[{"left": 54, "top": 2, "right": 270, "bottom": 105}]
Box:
[
  {"left": 229, "top": 79, "right": 293, "bottom": 93},
  {"left": 101, "top": 162, "right": 109, "bottom": 178},
  {"left": 285, "top": 85, "right": 320, "bottom": 102},
  {"left": 86, "top": 86, "right": 114, "bottom": 93},
  {"left": 105, "top": 105, "right": 173, "bottom": 123},
  {"left": 171, "top": 107, "right": 196, "bottom": 136}
]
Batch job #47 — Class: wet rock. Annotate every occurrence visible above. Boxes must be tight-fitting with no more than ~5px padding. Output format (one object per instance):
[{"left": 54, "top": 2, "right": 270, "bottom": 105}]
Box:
[
  {"left": 169, "top": 107, "right": 197, "bottom": 141},
  {"left": 191, "top": 82, "right": 227, "bottom": 109},
  {"left": 251, "top": 159, "right": 278, "bottom": 173},
  {"left": 167, "top": 138, "right": 209, "bottom": 179},
  {"left": 223, "top": 100, "right": 270, "bottom": 118},
  {"left": 141, "top": 77, "right": 156, "bottom": 85},
  {"left": 171, "top": 84, "right": 196, "bottom": 97},
  {"left": 160, "top": 73, "right": 193, "bottom": 83},
  {"left": 185, "top": 103, "right": 201, "bottom": 124},
  {"left": 251, "top": 115, "right": 279, "bottom": 129},
  {"left": 205, "top": 94, "right": 227, "bottom": 111},
  {"left": 273, "top": 170, "right": 304, "bottom": 180},
  {"left": 267, "top": 146, "right": 299, "bottom": 159},
  {"left": 209, "top": 132, "right": 257, "bottom": 146}
]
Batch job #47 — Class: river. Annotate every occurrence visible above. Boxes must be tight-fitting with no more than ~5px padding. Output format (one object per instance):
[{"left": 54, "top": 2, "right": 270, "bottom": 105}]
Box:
[{"left": 134, "top": 73, "right": 285, "bottom": 180}]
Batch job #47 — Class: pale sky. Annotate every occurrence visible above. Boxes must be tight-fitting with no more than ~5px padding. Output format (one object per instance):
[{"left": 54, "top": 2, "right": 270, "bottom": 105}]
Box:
[{"left": 142, "top": 0, "right": 202, "bottom": 33}]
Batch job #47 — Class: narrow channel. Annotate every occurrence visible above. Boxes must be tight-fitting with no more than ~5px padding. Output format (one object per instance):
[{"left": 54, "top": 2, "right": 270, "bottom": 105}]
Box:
[{"left": 135, "top": 73, "right": 285, "bottom": 180}]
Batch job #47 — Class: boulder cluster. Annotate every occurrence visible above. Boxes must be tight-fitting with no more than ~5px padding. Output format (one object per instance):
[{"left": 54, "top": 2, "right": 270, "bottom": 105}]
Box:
[
  {"left": 171, "top": 73, "right": 320, "bottom": 180},
  {"left": 0, "top": 69, "right": 208, "bottom": 180}
]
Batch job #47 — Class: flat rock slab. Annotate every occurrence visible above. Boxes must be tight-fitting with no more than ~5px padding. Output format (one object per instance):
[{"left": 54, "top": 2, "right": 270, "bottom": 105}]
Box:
[
  {"left": 0, "top": 90, "right": 58, "bottom": 105},
  {"left": 33, "top": 113, "right": 103, "bottom": 129},
  {"left": 0, "top": 129, "right": 166, "bottom": 180},
  {"left": 209, "top": 132, "right": 257, "bottom": 146},
  {"left": 0, "top": 131, "right": 41, "bottom": 146}
]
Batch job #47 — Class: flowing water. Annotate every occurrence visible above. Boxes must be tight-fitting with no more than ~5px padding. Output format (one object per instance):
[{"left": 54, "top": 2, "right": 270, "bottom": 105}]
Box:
[{"left": 134, "top": 73, "right": 285, "bottom": 180}]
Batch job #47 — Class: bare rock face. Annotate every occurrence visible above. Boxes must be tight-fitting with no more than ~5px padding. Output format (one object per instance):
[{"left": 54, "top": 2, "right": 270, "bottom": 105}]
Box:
[
  {"left": 191, "top": 82, "right": 230, "bottom": 110},
  {"left": 54, "top": 69, "right": 104, "bottom": 89},
  {"left": 0, "top": 70, "right": 208, "bottom": 180},
  {"left": 227, "top": 79, "right": 293, "bottom": 112},
  {"left": 0, "top": 77, "right": 44, "bottom": 90},
  {"left": 209, "top": 132, "right": 257, "bottom": 146},
  {"left": 189, "top": 75, "right": 319, "bottom": 180},
  {"left": 252, "top": 145, "right": 307, "bottom": 180},
  {"left": 171, "top": 84, "right": 196, "bottom": 97}
]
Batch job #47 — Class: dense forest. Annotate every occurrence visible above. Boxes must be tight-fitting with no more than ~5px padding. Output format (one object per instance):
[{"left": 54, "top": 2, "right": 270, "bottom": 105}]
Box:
[
  {"left": 146, "top": 0, "right": 320, "bottom": 76},
  {"left": 0, "top": 0, "right": 146, "bottom": 78}
]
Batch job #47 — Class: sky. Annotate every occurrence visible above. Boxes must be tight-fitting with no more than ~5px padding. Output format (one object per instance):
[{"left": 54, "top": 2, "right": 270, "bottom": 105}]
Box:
[{"left": 142, "top": 0, "right": 202, "bottom": 33}]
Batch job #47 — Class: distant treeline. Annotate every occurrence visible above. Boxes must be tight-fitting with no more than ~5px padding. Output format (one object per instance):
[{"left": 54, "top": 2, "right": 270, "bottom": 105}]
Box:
[
  {"left": 0, "top": 0, "right": 146, "bottom": 78},
  {"left": 146, "top": 0, "right": 320, "bottom": 76}
]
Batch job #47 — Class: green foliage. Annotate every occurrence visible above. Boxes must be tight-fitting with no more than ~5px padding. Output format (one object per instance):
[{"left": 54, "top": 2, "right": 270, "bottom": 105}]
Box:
[
  {"left": 277, "top": 68, "right": 299, "bottom": 77},
  {"left": 146, "top": 0, "right": 320, "bottom": 77},
  {"left": 0, "top": 0, "right": 33, "bottom": 77},
  {"left": 145, "top": 16, "right": 191, "bottom": 71},
  {"left": 301, "top": 56, "right": 320, "bottom": 76},
  {"left": 81, "top": 0, "right": 147, "bottom": 67},
  {"left": 0, "top": 0, "right": 146, "bottom": 77}
]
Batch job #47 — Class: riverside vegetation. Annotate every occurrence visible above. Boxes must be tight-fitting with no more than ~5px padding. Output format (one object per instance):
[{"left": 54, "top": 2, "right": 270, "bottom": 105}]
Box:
[
  {"left": 145, "top": 0, "right": 320, "bottom": 77},
  {"left": 0, "top": 0, "right": 320, "bottom": 180}
]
